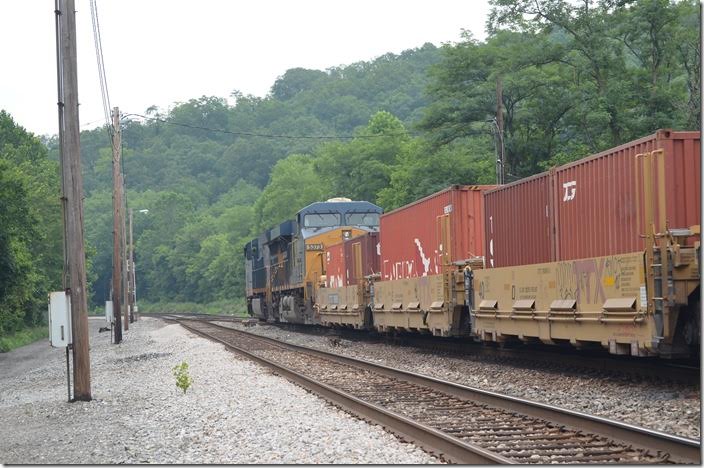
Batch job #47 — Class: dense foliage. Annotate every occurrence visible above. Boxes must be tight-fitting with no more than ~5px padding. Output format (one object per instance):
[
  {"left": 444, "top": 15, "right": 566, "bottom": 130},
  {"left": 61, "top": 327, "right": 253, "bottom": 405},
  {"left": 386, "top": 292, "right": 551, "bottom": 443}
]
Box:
[
  {"left": 0, "top": 0, "right": 699, "bottom": 336},
  {"left": 0, "top": 111, "right": 62, "bottom": 337}
]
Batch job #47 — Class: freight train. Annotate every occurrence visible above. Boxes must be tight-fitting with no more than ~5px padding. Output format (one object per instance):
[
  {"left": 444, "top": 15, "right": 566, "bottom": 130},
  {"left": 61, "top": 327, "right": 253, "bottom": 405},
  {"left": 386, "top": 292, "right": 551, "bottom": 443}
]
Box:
[{"left": 245, "top": 130, "right": 701, "bottom": 358}]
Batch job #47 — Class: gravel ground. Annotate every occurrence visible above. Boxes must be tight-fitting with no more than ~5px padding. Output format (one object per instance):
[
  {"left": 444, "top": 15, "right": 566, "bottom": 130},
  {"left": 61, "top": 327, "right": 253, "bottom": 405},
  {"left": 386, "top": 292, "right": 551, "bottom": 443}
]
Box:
[
  {"left": 217, "top": 322, "right": 701, "bottom": 440},
  {"left": 0, "top": 317, "right": 440, "bottom": 464}
]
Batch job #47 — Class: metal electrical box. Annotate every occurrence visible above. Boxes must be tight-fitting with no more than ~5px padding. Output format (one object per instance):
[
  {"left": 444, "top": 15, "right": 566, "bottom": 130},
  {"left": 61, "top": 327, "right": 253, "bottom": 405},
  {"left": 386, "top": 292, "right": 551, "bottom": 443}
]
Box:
[
  {"left": 105, "top": 300, "right": 114, "bottom": 324},
  {"left": 48, "top": 291, "right": 72, "bottom": 348}
]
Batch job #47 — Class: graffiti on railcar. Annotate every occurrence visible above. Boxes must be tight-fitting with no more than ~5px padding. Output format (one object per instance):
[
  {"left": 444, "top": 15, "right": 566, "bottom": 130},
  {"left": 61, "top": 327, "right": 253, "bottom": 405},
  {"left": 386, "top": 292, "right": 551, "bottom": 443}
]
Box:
[
  {"left": 556, "top": 261, "right": 578, "bottom": 301},
  {"left": 556, "top": 255, "right": 639, "bottom": 305}
]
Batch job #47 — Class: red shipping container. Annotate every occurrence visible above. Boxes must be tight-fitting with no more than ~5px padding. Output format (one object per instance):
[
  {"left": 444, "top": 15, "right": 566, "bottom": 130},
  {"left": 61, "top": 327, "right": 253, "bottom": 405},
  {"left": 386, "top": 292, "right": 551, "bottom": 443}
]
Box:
[
  {"left": 554, "top": 130, "right": 700, "bottom": 260},
  {"left": 324, "top": 232, "right": 381, "bottom": 287},
  {"left": 484, "top": 172, "right": 554, "bottom": 268},
  {"left": 324, "top": 242, "right": 346, "bottom": 288},
  {"left": 343, "top": 232, "right": 380, "bottom": 285},
  {"left": 485, "top": 130, "right": 700, "bottom": 268},
  {"left": 380, "top": 185, "right": 493, "bottom": 281}
]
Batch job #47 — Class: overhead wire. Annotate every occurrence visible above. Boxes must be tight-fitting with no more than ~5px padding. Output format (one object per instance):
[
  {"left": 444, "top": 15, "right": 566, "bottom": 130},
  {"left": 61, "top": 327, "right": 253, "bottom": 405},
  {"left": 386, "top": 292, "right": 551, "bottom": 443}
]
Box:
[
  {"left": 122, "top": 112, "right": 493, "bottom": 141},
  {"left": 89, "top": 0, "right": 112, "bottom": 135},
  {"left": 122, "top": 112, "right": 410, "bottom": 139}
]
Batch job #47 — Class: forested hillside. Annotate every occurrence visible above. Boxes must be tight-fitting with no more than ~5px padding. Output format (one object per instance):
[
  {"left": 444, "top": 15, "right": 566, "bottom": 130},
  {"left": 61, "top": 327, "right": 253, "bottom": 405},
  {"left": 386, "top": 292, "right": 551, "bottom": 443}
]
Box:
[{"left": 1, "top": 0, "right": 699, "bottom": 335}]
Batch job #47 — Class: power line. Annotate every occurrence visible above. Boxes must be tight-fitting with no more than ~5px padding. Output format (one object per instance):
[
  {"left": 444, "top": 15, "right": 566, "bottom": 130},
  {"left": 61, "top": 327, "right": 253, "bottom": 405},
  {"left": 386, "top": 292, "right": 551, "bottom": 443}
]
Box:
[
  {"left": 123, "top": 113, "right": 417, "bottom": 140},
  {"left": 123, "top": 112, "right": 495, "bottom": 141},
  {"left": 122, "top": 112, "right": 421, "bottom": 140},
  {"left": 89, "top": 0, "right": 112, "bottom": 134}
]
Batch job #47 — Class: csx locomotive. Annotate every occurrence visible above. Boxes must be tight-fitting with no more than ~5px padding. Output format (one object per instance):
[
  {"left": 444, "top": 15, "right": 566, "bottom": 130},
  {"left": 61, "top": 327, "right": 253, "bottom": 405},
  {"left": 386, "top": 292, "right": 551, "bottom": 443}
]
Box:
[{"left": 244, "top": 199, "right": 382, "bottom": 324}]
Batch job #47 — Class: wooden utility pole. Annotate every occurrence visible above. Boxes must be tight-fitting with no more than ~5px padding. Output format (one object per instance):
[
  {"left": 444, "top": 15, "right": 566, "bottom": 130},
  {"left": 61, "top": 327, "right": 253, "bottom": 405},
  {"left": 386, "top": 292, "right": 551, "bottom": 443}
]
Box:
[
  {"left": 128, "top": 208, "right": 136, "bottom": 322},
  {"left": 55, "top": 0, "right": 91, "bottom": 401},
  {"left": 496, "top": 75, "right": 505, "bottom": 185},
  {"left": 121, "top": 176, "right": 129, "bottom": 331},
  {"left": 111, "top": 107, "right": 124, "bottom": 343}
]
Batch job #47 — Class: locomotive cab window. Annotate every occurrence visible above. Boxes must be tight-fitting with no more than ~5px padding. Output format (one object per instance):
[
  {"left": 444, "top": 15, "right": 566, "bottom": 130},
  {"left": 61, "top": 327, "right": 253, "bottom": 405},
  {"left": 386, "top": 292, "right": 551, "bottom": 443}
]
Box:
[
  {"left": 346, "top": 212, "right": 380, "bottom": 227},
  {"left": 303, "top": 212, "right": 341, "bottom": 228}
]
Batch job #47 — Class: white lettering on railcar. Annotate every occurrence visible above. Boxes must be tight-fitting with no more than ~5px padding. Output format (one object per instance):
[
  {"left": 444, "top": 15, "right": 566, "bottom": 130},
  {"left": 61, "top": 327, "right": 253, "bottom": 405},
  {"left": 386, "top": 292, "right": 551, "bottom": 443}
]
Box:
[{"left": 563, "top": 181, "right": 577, "bottom": 201}]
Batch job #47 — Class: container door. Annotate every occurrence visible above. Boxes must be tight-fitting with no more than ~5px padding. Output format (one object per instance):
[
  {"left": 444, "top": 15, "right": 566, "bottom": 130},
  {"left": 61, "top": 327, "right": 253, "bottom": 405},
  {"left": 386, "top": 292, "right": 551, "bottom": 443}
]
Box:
[
  {"left": 353, "top": 241, "right": 363, "bottom": 285},
  {"left": 353, "top": 241, "right": 364, "bottom": 307},
  {"left": 438, "top": 214, "right": 452, "bottom": 306},
  {"left": 438, "top": 213, "right": 452, "bottom": 264}
]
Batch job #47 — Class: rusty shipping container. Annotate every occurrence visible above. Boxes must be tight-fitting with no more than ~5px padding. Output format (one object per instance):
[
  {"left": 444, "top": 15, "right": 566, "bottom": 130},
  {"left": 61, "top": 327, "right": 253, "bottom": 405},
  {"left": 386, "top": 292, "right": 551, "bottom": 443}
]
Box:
[
  {"left": 344, "top": 232, "right": 380, "bottom": 286},
  {"left": 484, "top": 172, "right": 554, "bottom": 268},
  {"left": 324, "top": 232, "right": 380, "bottom": 287},
  {"left": 554, "top": 130, "right": 700, "bottom": 260},
  {"left": 485, "top": 130, "right": 701, "bottom": 267},
  {"left": 324, "top": 242, "right": 346, "bottom": 288},
  {"left": 380, "top": 185, "right": 493, "bottom": 281}
]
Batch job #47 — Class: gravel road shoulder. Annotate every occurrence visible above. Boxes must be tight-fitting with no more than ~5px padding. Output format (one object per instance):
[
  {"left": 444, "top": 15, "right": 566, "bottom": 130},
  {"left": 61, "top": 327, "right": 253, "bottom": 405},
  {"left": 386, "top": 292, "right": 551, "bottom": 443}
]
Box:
[{"left": 0, "top": 317, "right": 440, "bottom": 464}]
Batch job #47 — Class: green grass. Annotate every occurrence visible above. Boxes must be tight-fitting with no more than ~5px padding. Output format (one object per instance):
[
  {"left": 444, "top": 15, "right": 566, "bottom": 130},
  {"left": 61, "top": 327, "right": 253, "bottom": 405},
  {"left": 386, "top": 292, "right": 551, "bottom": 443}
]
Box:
[
  {"left": 138, "top": 299, "right": 248, "bottom": 317},
  {"left": 0, "top": 325, "right": 48, "bottom": 352}
]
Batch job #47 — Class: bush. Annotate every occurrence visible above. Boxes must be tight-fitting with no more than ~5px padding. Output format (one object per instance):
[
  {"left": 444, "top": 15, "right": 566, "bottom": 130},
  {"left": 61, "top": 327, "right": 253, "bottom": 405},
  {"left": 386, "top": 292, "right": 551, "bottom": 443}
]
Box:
[
  {"left": 172, "top": 361, "right": 193, "bottom": 394},
  {"left": 0, "top": 326, "right": 48, "bottom": 352},
  {"left": 138, "top": 299, "right": 247, "bottom": 316}
]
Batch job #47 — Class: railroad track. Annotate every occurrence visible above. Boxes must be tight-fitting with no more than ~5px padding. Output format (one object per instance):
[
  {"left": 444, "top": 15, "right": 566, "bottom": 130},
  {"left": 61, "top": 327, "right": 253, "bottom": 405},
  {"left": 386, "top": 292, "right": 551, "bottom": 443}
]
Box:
[
  {"left": 170, "top": 317, "right": 700, "bottom": 464},
  {"left": 270, "top": 322, "right": 700, "bottom": 386}
]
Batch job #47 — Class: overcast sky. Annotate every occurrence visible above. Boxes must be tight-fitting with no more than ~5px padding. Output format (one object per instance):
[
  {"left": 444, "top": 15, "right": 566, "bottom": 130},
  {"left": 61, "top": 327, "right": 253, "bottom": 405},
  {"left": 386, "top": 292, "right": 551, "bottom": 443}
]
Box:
[{"left": 1, "top": 1, "right": 490, "bottom": 137}]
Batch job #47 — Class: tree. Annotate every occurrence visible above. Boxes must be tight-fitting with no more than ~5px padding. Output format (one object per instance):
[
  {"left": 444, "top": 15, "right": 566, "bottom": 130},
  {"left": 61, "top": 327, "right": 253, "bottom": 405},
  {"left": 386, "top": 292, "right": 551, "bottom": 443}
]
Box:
[
  {"left": 271, "top": 68, "right": 329, "bottom": 100},
  {"left": 488, "top": 0, "right": 699, "bottom": 149},
  {"left": 253, "top": 154, "right": 332, "bottom": 231},
  {"left": 315, "top": 111, "right": 410, "bottom": 203},
  {"left": 378, "top": 138, "right": 495, "bottom": 210},
  {"left": 0, "top": 111, "right": 62, "bottom": 334}
]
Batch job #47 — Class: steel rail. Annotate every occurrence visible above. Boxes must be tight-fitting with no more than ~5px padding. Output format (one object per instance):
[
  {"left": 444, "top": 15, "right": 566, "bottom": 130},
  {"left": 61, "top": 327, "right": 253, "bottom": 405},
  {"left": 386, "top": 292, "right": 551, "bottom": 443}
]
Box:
[
  {"left": 174, "top": 318, "right": 700, "bottom": 464},
  {"left": 175, "top": 318, "right": 512, "bottom": 464},
  {"left": 273, "top": 322, "right": 700, "bottom": 385}
]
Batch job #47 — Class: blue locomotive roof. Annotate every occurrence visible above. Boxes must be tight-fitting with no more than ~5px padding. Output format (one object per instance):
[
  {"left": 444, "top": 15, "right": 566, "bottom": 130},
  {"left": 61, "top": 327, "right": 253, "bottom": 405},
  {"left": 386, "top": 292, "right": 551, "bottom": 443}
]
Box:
[
  {"left": 297, "top": 200, "right": 383, "bottom": 238},
  {"left": 297, "top": 200, "right": 382, "bottom": 217},
  {"left": 249, "top": 200, "right": 384, "bottom": 247}
]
